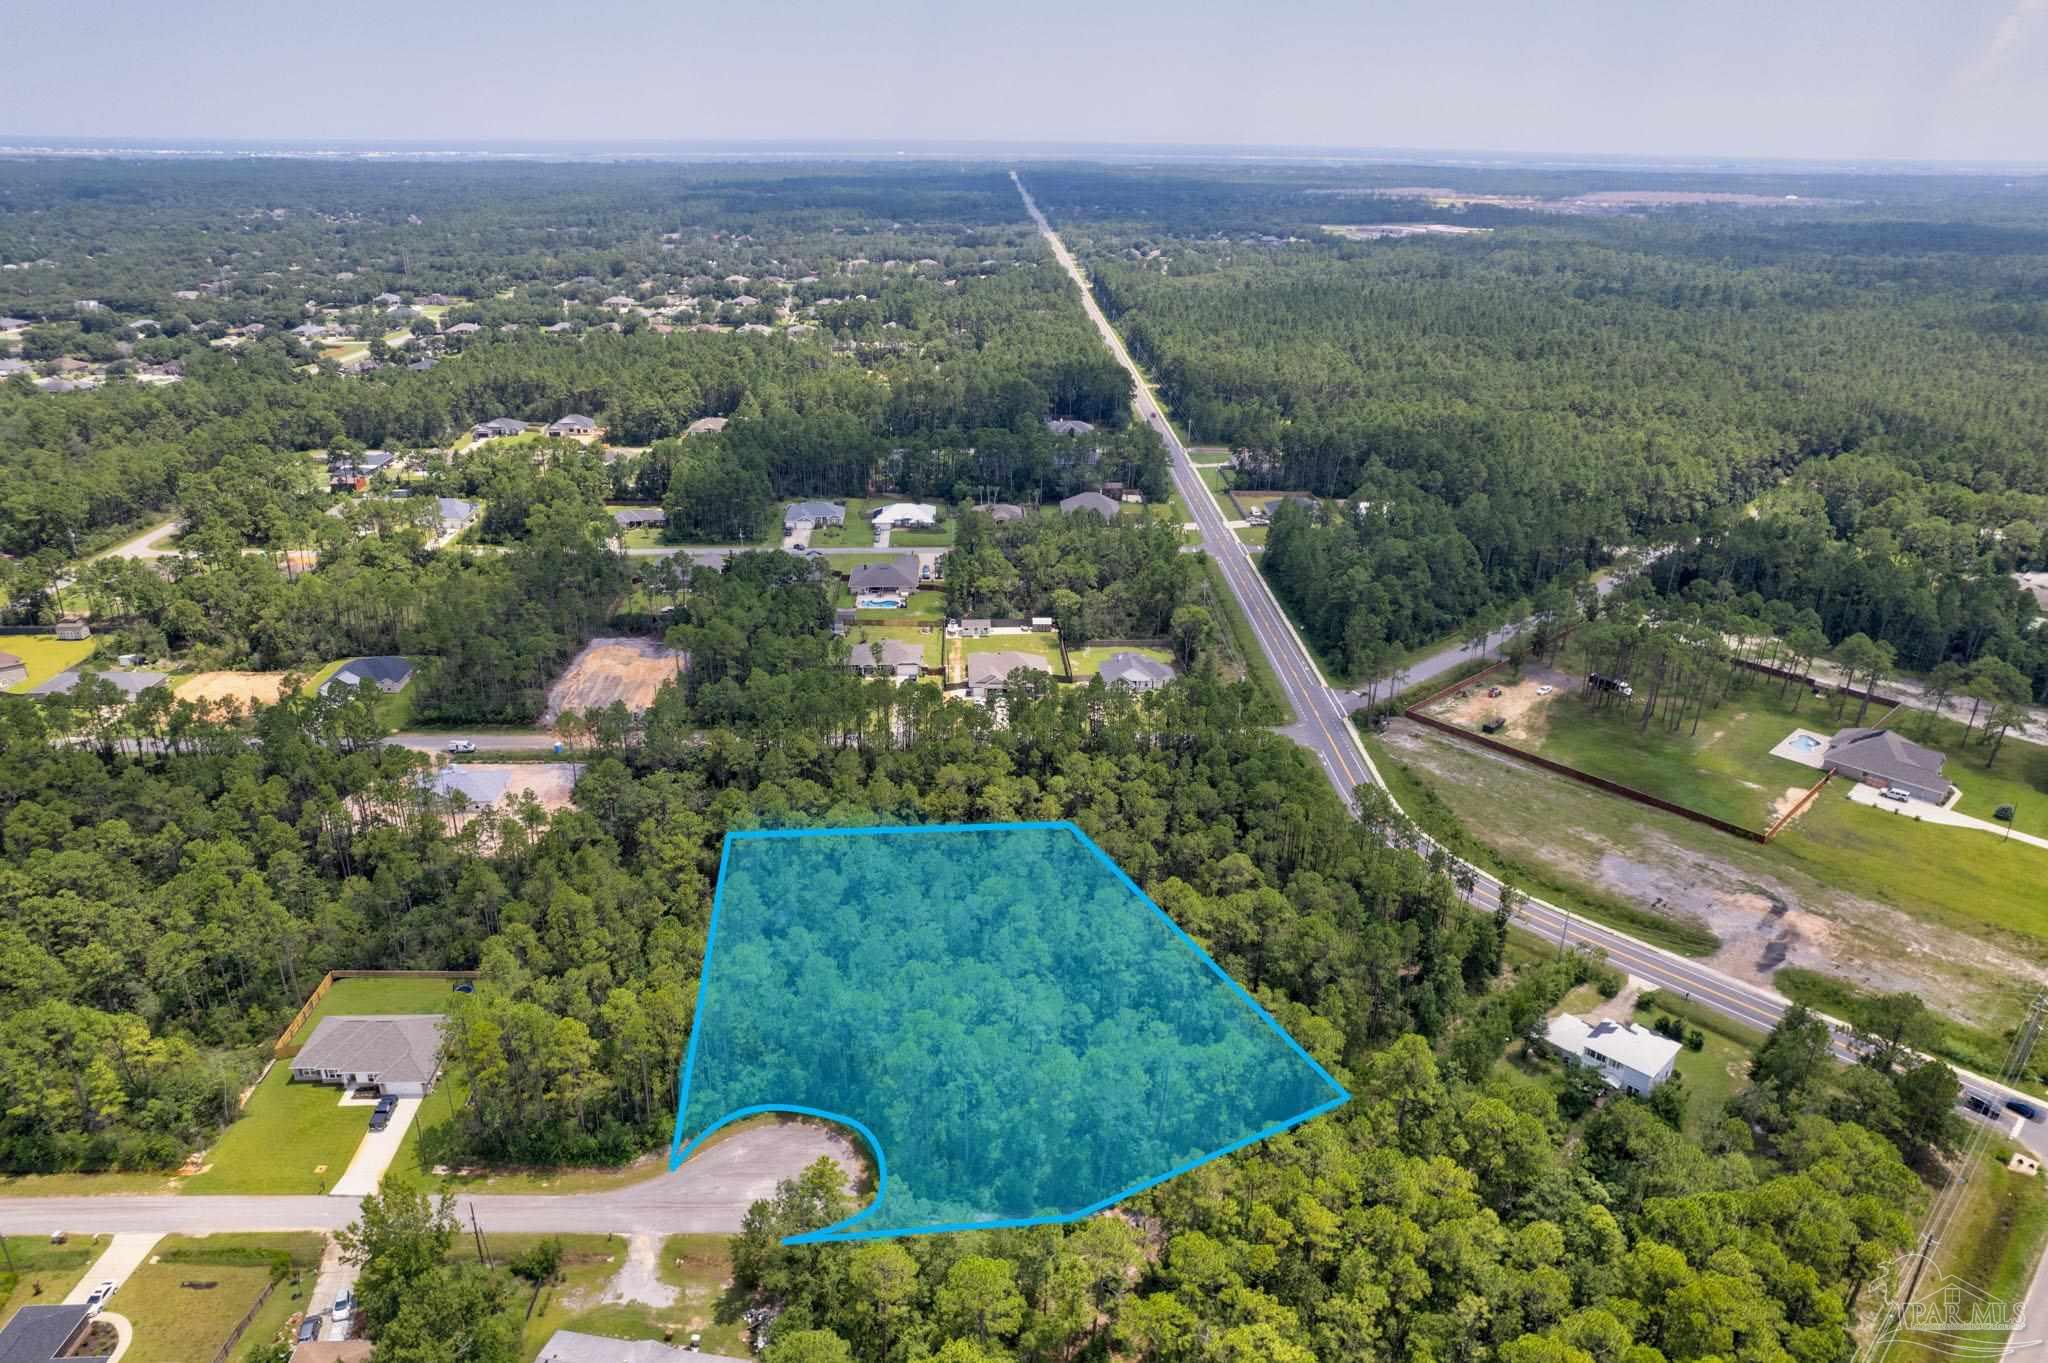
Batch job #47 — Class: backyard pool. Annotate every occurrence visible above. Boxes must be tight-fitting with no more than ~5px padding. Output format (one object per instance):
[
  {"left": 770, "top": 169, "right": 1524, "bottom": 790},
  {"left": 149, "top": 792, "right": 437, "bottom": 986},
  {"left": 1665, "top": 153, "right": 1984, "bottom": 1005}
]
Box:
[{"left": 1787, "top": 734, "right": 1821, "bottom": 753}]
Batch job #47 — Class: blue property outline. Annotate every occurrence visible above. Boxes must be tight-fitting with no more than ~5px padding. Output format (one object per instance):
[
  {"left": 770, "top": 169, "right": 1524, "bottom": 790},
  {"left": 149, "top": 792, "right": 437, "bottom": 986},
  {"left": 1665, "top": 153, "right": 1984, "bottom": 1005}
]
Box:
[{"left": 666, "top": 820, "right": 1351, "bottom": 1244}]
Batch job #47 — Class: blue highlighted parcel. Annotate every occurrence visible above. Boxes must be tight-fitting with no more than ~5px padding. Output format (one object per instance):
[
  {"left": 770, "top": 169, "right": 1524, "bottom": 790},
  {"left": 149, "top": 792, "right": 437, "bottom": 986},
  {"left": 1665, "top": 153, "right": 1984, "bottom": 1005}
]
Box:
[{"left": 670, "top": 821, "right": 1349, "bottom": 1243}]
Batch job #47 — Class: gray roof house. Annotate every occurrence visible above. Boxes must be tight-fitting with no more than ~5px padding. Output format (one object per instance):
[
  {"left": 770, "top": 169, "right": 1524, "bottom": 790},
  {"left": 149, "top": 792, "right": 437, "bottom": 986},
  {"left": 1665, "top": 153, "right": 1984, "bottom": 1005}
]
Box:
[
  {"left": 1059, "top": 491, "right": 1120, "bottom": 520},
  {"left": 784, "top": 500, "right": 846, "bottom": 529},
  {"left": 687, "top": 416, "right": 730, "bottom": 435},
  {"left": 966, "top": 650, "right": 1052, "bottom": 697},
  {"left": 1098, "top": 652, "right": 1176, "bottom": 691},
  {"left": 472, "top": 417, "right": 528, "bottom": 439},
  {"left": 322, "top": 655, "right": 414, "bottom": 695},
  {"left": 1822, "top": 727, "right": 1952, "bottom": 804},
  {"left": 1045, "top": 417, "right": 1096, "bottom": 436},
  {"left": 437, "top": 498, "right": 480, "bottom": 533},
  {"left": 546, "top": 414, "right": 599, "bottom": 437},
  {"left": 290, "top": 1015, "right": 446, "bottom": 1097},
  {"left": 538, "top": 1329, "right": 749, "bottom": 1363},
  {"left": 29, "top": 669, "right": 169, "bottom": 701},
  {"left": 0, "top": 1305, "right": 108, "bottom": 1363},
  {"left": 612, "top": 507, "right": 666, "bottom": 528},
  {"left": 978, "top": 502, "right": 1025, "bottom": 523},
  {"left": 444, "top": 322, "right": 481, "bottom": 335},
  {"left": 847, "top": 639, "right": 925, "bottom": 679},
  {"left": 850, "top": 556, "right": 921, "bottom": 599}
]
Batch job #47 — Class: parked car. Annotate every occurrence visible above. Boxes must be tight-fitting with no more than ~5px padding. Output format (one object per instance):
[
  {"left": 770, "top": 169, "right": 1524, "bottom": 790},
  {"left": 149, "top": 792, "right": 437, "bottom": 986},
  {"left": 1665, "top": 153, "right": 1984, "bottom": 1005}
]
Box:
[
  {"left": 84, "top": 1280, "right": 115, "bottom": 1311},
  {"left": 446, "top": 739, "right": 477, "bottom": 754},
  {"left": 1535, "top": 685, "right": 1554, "bottom": 696},
  {"left": 299, "top": 1314, "right": 323, "bottom": 1343},
  {"left": 369, "top": 1096, "right": 398, "bottom": 1131},
  {"left": 452, "top": 980, "right": 475, "bottom": 993},
  {"left": 1487, "top": 686, "right": 1503, "bottom": 698},
  {"left": 1880, "top": 787, "right": 1911, "bottom": 803},
  {"left": 332, "top": 1289, "right": 355, "bottom": 1323},
  {"left": 2007, "top": 1097, "right": 2042, "bottom": 1121}
]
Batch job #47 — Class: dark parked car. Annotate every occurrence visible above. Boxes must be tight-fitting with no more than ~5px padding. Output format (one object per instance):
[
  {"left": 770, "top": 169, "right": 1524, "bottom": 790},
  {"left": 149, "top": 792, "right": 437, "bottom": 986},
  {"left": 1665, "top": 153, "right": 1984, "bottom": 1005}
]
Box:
[
  {"left": 368, "top": 1095, "right": 399, "bottom": 1131},
  {"left": 2007, "top": 1097, "right": 2042, "bottom": 1121},
  {"left": 299, "top": 1314, "right": 323, "bottom": 1343},
  {"left": 452, "top": 980, "right": 475, "bottom": 993}
]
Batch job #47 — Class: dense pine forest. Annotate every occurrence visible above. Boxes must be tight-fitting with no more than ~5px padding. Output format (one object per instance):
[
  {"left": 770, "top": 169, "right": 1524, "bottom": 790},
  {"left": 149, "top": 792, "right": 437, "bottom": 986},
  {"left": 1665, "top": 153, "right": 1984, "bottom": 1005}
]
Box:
[{"left": 1034, "top": 166, "right": 2048, "bottom": 695}]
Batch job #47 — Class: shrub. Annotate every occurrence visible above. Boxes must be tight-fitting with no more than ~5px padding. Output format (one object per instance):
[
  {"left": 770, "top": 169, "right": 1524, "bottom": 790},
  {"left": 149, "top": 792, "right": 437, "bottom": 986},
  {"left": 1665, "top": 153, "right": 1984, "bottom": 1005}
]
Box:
[{"left": 1685, "top": 1028, "right": 1706, "bottom": 1052}]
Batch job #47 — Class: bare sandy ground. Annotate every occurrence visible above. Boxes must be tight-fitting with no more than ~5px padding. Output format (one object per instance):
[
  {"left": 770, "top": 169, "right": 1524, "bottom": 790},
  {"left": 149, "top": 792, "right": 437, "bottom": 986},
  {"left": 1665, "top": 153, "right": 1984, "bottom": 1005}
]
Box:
[
  {"left": 175, "top": 671, "right": 291, "bottom": 707},
  {"left": 1423, "top": 666, "right": 1572, "bottom": 742},
  {"left": 543, "top": 637, "right": 685, "bottom": 725}
]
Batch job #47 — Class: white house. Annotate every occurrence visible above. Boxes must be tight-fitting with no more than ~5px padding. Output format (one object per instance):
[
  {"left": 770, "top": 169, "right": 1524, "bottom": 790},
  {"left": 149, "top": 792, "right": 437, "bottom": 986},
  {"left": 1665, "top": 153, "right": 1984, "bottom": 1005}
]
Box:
[
  {"left": 1543, "top": 1014, "right": 1680, "bottom": 1096},
  {"left": 289, "top": 1015, "right": 446, "bottom": 1097},
  {"left": 870, "top": 502, "right": 937, "bottom": 529}
]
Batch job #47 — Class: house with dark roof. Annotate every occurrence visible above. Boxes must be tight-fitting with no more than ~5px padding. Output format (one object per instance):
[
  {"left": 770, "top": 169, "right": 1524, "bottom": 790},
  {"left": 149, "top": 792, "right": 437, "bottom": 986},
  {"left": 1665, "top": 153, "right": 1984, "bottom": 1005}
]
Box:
[
  {"left": 444, "top": 322, "right": 481, "bottom": 336},
  {"left": 849, "top": 556, "right": 921, "bottom": 604},
  {"left": 784, "top": 500, "right": 845, "bottom": 529},
  {"left": 289, "top": 1014, "right": 446, "bottom": 1097},
  {"left": 612, "top": 507, "right": 666, "bottom": 528},
  {"left": 1098, "top": 653, "right": 1176, "bottom": 691},
  {"left": 1059, "top": 491, "right": 1119, "bottom": 520},
  {"left": 321, "top": 656, "right": 414, "bottom": 696},
  {"left": 471, "top": 417, "right": 528, "bottom": 440},
  {"left": 436, "top": 498, "right": 479, "bottom": 536},
  {"left": 1045, "top": 417, "right": 1096, "bottom": 436},
  {"left": 1822, "top": 727, "right": 1953, "bottom": 804},
  {"left": 0, "top": 1305, "right": 109, "bottom": 1363},
  {"left": 977, "top": 503, "right": 1025, "bottom": 524},
  {"left": 28, "top": 669, "right": 169, "bottom": 701},
  {"left": 547, "top": 414, "right": 600, "bottom": 437}
]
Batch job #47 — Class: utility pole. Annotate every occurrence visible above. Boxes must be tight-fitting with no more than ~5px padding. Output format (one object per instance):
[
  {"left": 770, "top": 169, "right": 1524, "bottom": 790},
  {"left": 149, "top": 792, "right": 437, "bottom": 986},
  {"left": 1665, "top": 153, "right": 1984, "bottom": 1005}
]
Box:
[{"left": 470, "top": 1205, "right": 492, "bottom": 1269}]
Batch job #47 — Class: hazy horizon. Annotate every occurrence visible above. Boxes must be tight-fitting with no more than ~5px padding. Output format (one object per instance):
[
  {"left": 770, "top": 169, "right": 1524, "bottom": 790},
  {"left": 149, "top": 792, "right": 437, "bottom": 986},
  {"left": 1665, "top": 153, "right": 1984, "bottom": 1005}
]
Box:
[{"left": 7, "top": 0, "right": 2045, "bottom": 165}]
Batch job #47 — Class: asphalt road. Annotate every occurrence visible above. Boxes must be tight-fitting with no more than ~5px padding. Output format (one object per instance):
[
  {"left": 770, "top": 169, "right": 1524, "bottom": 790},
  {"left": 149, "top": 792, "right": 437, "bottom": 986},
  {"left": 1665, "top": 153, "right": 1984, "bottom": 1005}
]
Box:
[
  {"left": 0, "top": 1120, "right": 855, "bottom": 1237},
  {"left": 1012, "top": 171, "right": 2048, "bottom": 1141}
]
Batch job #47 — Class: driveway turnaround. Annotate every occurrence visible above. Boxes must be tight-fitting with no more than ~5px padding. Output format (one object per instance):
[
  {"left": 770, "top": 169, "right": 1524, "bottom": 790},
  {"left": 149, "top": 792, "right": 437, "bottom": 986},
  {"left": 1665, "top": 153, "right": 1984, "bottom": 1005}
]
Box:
[
  {"left": 329, "top": 1098, "right": 420, "bottom": 1196},
  {"left": 61, "top": 1233, "right": 160, "bottom": 1305}
]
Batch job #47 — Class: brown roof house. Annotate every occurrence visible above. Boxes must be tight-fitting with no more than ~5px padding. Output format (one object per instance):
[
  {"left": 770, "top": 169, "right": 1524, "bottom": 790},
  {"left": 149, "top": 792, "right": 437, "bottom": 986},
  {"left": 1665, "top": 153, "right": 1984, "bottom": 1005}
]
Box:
[
  {"left": 1822, "top": 727, "right": 1952, "bottom": 804},
  {"left": 965, "top": 650, "right": 1052, "bottom": 700}
]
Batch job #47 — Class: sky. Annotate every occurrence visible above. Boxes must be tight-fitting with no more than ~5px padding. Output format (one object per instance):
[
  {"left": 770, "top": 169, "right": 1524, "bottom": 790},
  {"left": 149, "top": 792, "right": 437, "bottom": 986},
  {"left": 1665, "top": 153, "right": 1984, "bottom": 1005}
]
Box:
[{"left": 4, "top": 0, "right": 2045, "bottom": 163}]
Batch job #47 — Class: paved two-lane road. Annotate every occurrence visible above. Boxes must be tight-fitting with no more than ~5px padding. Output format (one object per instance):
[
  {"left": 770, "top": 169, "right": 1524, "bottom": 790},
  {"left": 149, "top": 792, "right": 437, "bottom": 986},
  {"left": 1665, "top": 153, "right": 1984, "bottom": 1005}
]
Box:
[{"left": 1012, "top": 171, "right": 2048, "bottom": 1129}]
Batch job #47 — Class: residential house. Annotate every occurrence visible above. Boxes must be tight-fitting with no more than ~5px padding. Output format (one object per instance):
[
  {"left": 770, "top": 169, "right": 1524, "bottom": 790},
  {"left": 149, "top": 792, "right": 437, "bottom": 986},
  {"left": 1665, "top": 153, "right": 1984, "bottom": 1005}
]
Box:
[
  {"left": 35, "top": 379, "right": 82, "bottom": 393},
  {"left": 1098, "top": 653, "right": 1176, "bottom": 691},
  {"left": 321, "top": 655, "right": 414, "bottom": 696},
  {"left": 372, "top": 292, "right": 402, "bottom": 305},
  {"left": 436, "top": 498, "right": 480, "bottom": 537},
  {"left": 547, "top": 414, "right": 600, "bottom": 438},
  {"left": 847, "top": 639, "right": 924, "bottom": 679},
  {"left": 965, "top": 650, "right": 1052, "bottom": 699},
  {"left": 1543, "top": 1014, "right": 1681, "bottom": 1096},
  {"left": 784, "top": 500, "right": 846, "bottom": 529},
  {"left": 0, "top": 316, "right": 31, "bottom": 330},
  {"left": 55, "top": 616, "right": 91, "bottom": 641},
  {"left": 977, "top": 502, "right": 1025, "bottom": 523},
  {"left": 1059, "top": 491, "right": 1119, "bottom": 520},
  {"left": 602, "top": 294, "right": 637, "bottom": 308},
  {"left": 870, "top": 502, "right": 937, "bottom": 529},
  {"left": 950, "top": 618, "right": 993, "bottom": 638},
  {"left": 327, "top": 450, "right": 395, "bottom": 491},
  {"left": 420, "top": 293, "right": 454, "bottom": 306},
  {"left": 444, "top": 322, "right": 481, "bottom": 335},
  {"left": 407, "top": 356, "right": 438, "bottom": 372},
  {"left": 28, "top": 669, "right": 168, "bottom": 701},
  {"left": 385, "top": 304, "right": 421, "bottom": 320},
  {"left": 1045, "top": 417, "right": 1096, "bottom": 436},
  {"left": 0, "top": 652, "right": 26, "bottom": 689},
  {"left": 1822, "top": 727, "right": 1953, "bottom": 804},
  {"left": 538, "top": 1329, "right": 750, "bottom": 1363},
  {"left": 849, "top": 556, "right": 921, "bottom": 606},
  {"left": 288, "top": 1014, "right": 445, "bottom": 1097},
  {"left": 612, "top": 507, "right": 666, "bottom": 529},
  {"left": 472, "top": 418, "right": 528, "bottom": 440},
  {"left": 0, "top": 1305, "right": 111, "bottom": 1363}
]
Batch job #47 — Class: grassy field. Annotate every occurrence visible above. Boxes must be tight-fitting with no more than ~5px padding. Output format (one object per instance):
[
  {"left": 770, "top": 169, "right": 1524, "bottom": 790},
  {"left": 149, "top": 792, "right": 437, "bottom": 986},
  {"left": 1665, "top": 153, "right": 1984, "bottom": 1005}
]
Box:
[
  {"left": 181, "top": 1064, "right": 371, "bottom": 1195},
  {"left": 1640, "top": 1003, "right": 1755, "bottom": 1141},
  {"left": 1194, "top": 553, "right": 1291, "bottom": 720},
  {"left": 1887, "top": 1149, "right": 2048, "bottom": 1363},
  {"left": 119, "top": 1234, "right": 322, "bottom": 1363},
  {"left": 1069, "top": 644, "right": 1174, "bottom": 678},
  {"left": 1196, "top": 463, "right": 1230, "bottom": 492},
  {"left": 0, "top": 1170, "right": 178, "bottom": 1197},
  {"left": 0, "top": 1235, "right": 99, "bottom": 1326},
  {"left": 1771, "top": 966, "right": 2037, "bottom": 1091},
  {"left": 961, "top": 632, "right": 1064, "bottom": 670},
  {"left": 1, "top": 634, "right": 96, "bottom": 693},
  {"left": 655, "top": 1234, "right": 749, "bottom": 1353},
  {"left": 891, "top": 521, "right": 957, "bottom": 547},
  {"left": 449, "top": 1233, "right": 639, "bottom": 1362}
]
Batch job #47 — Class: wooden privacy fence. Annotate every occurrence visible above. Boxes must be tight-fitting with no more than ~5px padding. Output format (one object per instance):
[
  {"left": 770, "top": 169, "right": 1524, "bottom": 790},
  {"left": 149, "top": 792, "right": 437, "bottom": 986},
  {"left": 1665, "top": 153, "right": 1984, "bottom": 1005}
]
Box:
[
  {"left": 1732, "top": 657, "right": 1904, "bottom": 710},
  {"left": 272, "top": 969, "right": 482, "bottom": 1058},
  {"left": 209, "top": 1279, "right": 277, "bottom": 1363},
  {"left": 1763, "top": 772, "right": 1833, "bottom": 841}
]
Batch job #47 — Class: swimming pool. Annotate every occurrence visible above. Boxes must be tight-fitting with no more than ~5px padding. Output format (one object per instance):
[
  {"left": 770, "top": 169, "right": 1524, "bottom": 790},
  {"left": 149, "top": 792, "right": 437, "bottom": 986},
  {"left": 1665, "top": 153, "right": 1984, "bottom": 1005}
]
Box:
[{"left": 1787, "top": 734, "right": 1821, "bottom": 752}]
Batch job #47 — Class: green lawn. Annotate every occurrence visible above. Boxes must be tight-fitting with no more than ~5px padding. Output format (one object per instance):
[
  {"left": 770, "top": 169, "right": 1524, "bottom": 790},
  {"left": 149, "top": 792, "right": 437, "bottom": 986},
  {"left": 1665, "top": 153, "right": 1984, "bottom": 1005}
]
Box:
[
  {"left": 0, "top": 1170, "right": 178, "bottom": 1197},
  {"left": 292, "top": 975, "right": 461, "bottom": 1051},
  {"left": 449, "top": 1233, "right": 630, "bottom": 1362},
  {"left": 1888, "top": 1149, "right": 2048, "bottom": 1363},
  {"left": 891, "top": 525, "right": 956, "bottom": 547},
  {"left": 0, "top": 1236, "right": 99, "bottom": 1326},
  {"left": 1197, "top": 463, "right": 1230, "bottom": 492},
  {"left": 829, "top": 550, "right": 922, "bottom": 573},
  {"left": 300, "top": 658, "right": 351, "bottom": 695},
  {"left": 622, "top": 526, "right": 667, "bottom": 549},
  {"left": 1899, "top": 706, "right": 2048, "bottom": 840},
  {"left": 656, "top": 1234, "right": 750, "bottom": 1354},
  {"left": 117, "top": 1234, "right": 322, "bottom": 1363},
  {"left": 1645, "top": 1008, "right": 1754, "bottom": 1142},
  {"left": 961, "top": 633, "right": 1064, "bottom": 669},
  {"left": 182, "top": 1065, "right": 371, "bottom": 1195},
  {"left": 1068, "top": 644, "right": 1175, "bottom": 678},
  {"left": 1235, "top": 524, "right": 1269, "bottom": 545},
  {"left": 806, "top": 500, "right": 877, "bottom": 547},
  {"left": 1, "top": 635, "right": 96, "bottom": 693},
  {"left": 1497, "top": 683, "right": 1830, "bottom": 830}
]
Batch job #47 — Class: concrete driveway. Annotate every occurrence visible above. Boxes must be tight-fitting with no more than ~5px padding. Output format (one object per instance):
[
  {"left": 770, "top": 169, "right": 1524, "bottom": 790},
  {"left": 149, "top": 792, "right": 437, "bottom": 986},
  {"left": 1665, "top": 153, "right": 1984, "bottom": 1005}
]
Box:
[
  {"left": 329, "top": 1099, "right": 420, "bottom": 1196},
  {"left": 306, "top": 1236, "right": 359, "bottom": 1341},
  {"left": 61, "top": 1233, "right": 160, "bottom": 1306},
  {"left": 1846, "top": 781, "right": 2048, "bottom": 850}
]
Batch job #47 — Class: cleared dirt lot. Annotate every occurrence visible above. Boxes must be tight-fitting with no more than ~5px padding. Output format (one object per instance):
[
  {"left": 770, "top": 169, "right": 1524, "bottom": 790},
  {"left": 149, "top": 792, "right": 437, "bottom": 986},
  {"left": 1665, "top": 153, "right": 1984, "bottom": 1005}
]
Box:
[
  {"left": 1422, "top": 666, "right": 1570, "bottom": 741},
  {"left": 175, "top": 670, "right": 292, "bottom": 707},
  {"left": 543, "top": 637, "right": 685, "bottom": 724}
]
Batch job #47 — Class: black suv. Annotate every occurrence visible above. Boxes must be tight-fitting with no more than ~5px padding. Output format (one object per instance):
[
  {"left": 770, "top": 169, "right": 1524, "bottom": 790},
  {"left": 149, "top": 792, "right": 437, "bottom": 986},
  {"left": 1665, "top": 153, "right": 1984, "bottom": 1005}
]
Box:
[{"left": 368, "top": 1095, "right": 400, "bottom": 1131}]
